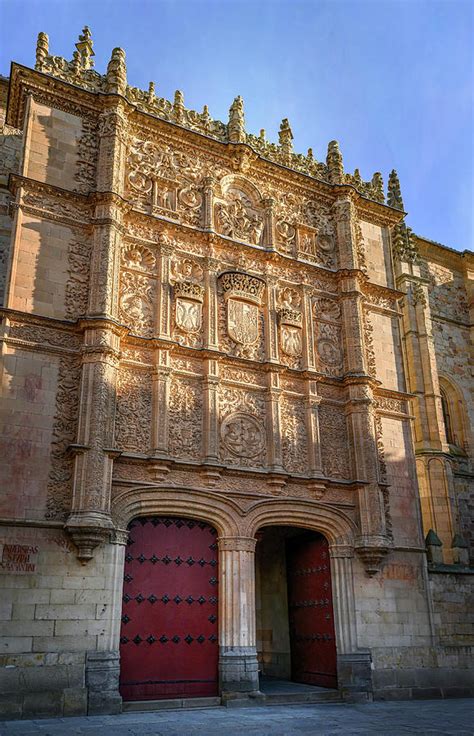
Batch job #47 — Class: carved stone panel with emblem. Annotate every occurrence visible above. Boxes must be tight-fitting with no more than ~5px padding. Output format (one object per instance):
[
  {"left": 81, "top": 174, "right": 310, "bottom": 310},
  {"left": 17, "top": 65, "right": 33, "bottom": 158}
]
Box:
[
  {"left": 168, "top": 374, "right": 203, "bottom": 460},
  {"left": 219, "top": 385, "right": 266, "bottom": 468},
  {"left": 115, "top": 366, "right": 152, "bottom": 453}
]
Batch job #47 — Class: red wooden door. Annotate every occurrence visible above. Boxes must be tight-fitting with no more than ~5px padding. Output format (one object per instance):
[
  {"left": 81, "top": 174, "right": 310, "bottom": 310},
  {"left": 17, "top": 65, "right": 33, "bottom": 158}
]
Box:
[
  {"left": 286, "top": 532, "right": 337, "bottom": 688},
  {"left": 119, "top": 517, "right": 219, "bottom": 701}
]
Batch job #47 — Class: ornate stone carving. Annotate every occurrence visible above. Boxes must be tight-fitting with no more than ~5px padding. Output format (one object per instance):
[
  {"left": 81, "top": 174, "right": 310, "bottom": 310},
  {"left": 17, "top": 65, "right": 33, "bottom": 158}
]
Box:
[
  {"left": 46, "top": 356, "right": 82, "bottom": 519},
  {"left": 119, "top": 271, "right": 155, "bottom": 336},
  {"left": 319, "top": 404, "right": 350, "bottom": 479},
  {"left": 220, "top": 272, "right": 265, "bottom": 304},
  {"left": 115, "top": 367, "right": 152, "bottom": 453},
  {"left": 221, "top": 412, "right": 265, "bottom": 459},
  {"left": 362, "top": 308, "right": 377, "bottom": 378},
  {"left": 313, "top": 296, "right": 341, "bottom": 322},
  {"left": 215, "top": 188, "right": 263, "bottom": 245},
  {"left": 315, "top": 322, "right": 343, "bottom": 375},
  {"left": 168, "top": 375, "right": 203, "bottom": 460},
  {"left": 219, "top": 386, "right": 266, "bottom": 467},
  {"left": 281, "top": 396, "right": 308, "bottom": 475},
  {"left": 65, "top": 231, "right": 92, "bottom": 320},
  {"left": 74, "top": 116, "right": 98, "bottom": 194},
  {"left": 121, "top": 243, "right": 156, "bottom": 272}
]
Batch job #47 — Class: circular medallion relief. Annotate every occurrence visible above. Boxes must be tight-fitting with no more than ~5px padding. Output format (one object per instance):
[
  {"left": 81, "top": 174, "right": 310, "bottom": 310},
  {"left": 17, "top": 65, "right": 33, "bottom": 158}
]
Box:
[
  {"left": 317, "top": 338, "right": 342, "bottom": 367},
  {"left": 221, "top": 413, "right": 265, "bottom": 458}
]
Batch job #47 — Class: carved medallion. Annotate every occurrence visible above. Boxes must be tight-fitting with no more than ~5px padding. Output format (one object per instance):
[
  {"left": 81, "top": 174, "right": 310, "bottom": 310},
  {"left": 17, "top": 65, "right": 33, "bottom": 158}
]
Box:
[
  {"left": 227, "top": 299, "right": 259, "bottom": 345},
  {"left": 317, "top": 338, "right": 342, "bottom": 367},
  {"left": 221, "top": 412, "right": 265, "bottom": 458}
]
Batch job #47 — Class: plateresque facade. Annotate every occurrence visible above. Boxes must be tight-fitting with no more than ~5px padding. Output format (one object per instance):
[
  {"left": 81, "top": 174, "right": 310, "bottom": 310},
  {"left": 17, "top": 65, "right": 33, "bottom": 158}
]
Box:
[{"left": 0, "top": 29, "right": 473, "bottom": 718}]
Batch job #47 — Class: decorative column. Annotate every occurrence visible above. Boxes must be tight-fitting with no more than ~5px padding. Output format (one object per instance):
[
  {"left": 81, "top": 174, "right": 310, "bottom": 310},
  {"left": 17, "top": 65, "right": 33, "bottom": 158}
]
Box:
[
  {"left": 329, "top": 543, "right": 373, "bottom": 702},
  {"left": 203, "top": 176, "right": 215, "bottom": 231},
  {"left": 156, "top": 239, "right": 173, "bottom": 340},
  {"left": 265, "top": 369, "right": 284, "bottom": 473},
  {"left": 347, "top": 382, "right": 390, "bottom": 575},
  {"left": 263, "top": 197, "right": 276, "bottom": 251},
  {"left": 66, "top": 324, "right": 121, "bottom": 562},
  {"left": 66, "top": 94, "right": 128, "bottom": 561},
  {"left": 204, "top": 256, "right": 220, "bottom": 350},
  {"left": 264, "top": 274, "right": 280, "bottom": 363},
  {"left": 302, "top": 285, "right": 316, "bottom": 371},
  {"left": 203, "top": 358, "right": 220, "bottom": 464},
  {"left": 218, "top": 536, "right": 260, "bottom": 697},
  {"left": 150, "top": 347, "right": 171, "bottom": 458},
  {"left": 305, "top": 380, "right": 324, "bottom": 478}
]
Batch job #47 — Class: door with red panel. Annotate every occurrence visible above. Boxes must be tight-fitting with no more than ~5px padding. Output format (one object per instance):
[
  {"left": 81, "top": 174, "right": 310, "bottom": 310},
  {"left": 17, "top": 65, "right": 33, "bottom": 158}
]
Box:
[
  {"left": 286, "top": 532, "right": 337, "bottom": 688},
  {"left": 119, "top": 517, "right": 219, "bottom": 701}
]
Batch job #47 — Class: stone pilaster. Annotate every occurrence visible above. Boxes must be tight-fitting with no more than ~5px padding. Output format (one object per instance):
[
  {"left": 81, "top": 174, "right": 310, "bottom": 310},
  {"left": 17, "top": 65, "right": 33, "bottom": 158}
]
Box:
[
  {"left": 265, "top": 369, "right": 284, "bottom": 472},
  {"left": 204, "top": 256, "right": 220, "bottom": 350},
  {"left": 218, "top": 536, "right": 260, "bottom": 696},
  {"left": 339, "top": 272, "right": 367, "bottom": 376},
  {"left": 66, "top": 324, "right": 121, "bottom": 561},
  {"left": 305, "top": 380, "right": 324, "bottom": 477},
  {"left": 329, "top": 544, "right": 358, "bottom": 654},
  {"left": 203, "top": 176, "right": 215, "bottom": 230},
  {"left": 264, "top": 275, "right": 279, "bottom": 363},
  {"left": 156, "top": 242, "right": 173, "bottom": 340},
  {"left": 150, "top": 348, "right": 171, "bottom": 455},
  {"left": 302, "top": 285, "right": 316, "bottom": 370},
  {"left": 203, "top": 358, "right": 220, "bottom": 463},
  {"left": 263, "top": 197, "right": 275, "bottom": 251},
  {"left": 332, "top": 191, "right": 358, "bottom": 271},
  {"left": 346, "top": 382, "right": 390, "bottom": 574}
]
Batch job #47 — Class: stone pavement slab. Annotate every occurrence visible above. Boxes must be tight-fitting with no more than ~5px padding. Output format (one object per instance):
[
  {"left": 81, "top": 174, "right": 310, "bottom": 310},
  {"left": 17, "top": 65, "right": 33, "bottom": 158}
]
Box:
[{"left": 0, "top": 700, "right": 473, "bottom": 736}]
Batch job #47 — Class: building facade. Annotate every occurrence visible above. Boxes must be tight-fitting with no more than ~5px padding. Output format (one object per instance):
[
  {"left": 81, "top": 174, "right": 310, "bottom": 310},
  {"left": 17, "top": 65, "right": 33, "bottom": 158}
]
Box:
[{"left": 0, "top": 28, "right": 472, "bottom": 719}]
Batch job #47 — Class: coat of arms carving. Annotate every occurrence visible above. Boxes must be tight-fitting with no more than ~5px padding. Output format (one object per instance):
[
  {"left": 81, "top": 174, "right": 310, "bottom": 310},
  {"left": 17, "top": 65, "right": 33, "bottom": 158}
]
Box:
[
  {"left": 227, "top": 299, "right": 259, "bottom": 345},
  {"left": 174, "top": 281, "right": 204, "bottom": 334}
]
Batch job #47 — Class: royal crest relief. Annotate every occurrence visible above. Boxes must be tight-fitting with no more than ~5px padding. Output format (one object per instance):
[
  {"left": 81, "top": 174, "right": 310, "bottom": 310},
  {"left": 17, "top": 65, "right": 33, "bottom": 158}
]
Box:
[{"left": 227, "top": 298, "right": 259, "bottom": 345}]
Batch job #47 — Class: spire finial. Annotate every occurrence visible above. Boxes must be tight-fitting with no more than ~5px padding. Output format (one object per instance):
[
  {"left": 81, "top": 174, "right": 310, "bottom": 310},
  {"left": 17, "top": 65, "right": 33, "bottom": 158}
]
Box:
[
  {"left": 326, "top": 140, "right": 344, "bottom": 184},
  {"left": 35, "top": 32, "right": 49, "bottom": 71},
  {"left": 388, "top": 169, "right": 404, "bottom": 210},
  {"left": 173, "top": 90, "right": 185, "bottom": 123},
  {"left": 75, "top": 26, "right": 95, "bottom": 70},
  {"left": 106, "top": 47, "right": 127, "bottom": 95},
  {"left": 279, "top": 118, "right": 293, "bottom": 152},
  {"left": 228, "top": 95, "right": 245, "bottom": 143},
  {"left": 371, "top": 172, "right": 384, "bottom": 203}
]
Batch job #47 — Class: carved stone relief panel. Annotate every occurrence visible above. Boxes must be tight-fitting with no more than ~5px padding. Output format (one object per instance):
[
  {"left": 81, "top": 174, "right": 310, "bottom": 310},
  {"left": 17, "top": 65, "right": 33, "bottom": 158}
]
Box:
[
  {"left": 319, "top": 403, "right": 351, "bottom": 480},
  {"left": 277, "top": 285, "right": 303, "bottom": 369},
  {"left": 119, "top": 270, "right": 156, "bottom": 336},
  {"left": 281, "top": 395, "right": 308, "bottom": 475},
  {"left": 214, "top": 177, "right": 264, "bottom": 245},
  {"left": 219, "top": 385, "right": 266, "bottom": 468},
  {"left": 218, "top": 272, "right": 265, "bottom": 360},
  {"left": 168, "top": 374, "right": 203, "bottom": 460},
  {"left": 65, "top": 229, "right": 92, "bottom": 319},
  {"left": 312, "top": 295, "right": 343, "bottom": 377},
  {"left": 115, "top": 366, "right": 152, "bottom": 453},
  {"left": 46, "top": 356, "right": 82, "bottom": 520},
  {"left": 171, "top": 257, "right": 204, "bottom": 348}
]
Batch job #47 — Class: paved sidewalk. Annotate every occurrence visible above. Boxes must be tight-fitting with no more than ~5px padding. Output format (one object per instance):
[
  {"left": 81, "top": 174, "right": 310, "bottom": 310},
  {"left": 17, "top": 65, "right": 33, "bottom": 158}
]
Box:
[{"left": 1, "top": 699, "right": 473, "bottom": 736}]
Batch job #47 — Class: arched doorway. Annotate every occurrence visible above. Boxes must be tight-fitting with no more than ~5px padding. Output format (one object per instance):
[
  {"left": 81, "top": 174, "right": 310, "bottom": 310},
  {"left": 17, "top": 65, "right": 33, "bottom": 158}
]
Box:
[
  {"left": 255, "top": 526, "right": 337, "bottom": 690},
  {"left": 119, "top": 516, "right": 219, "bottom": 701}
]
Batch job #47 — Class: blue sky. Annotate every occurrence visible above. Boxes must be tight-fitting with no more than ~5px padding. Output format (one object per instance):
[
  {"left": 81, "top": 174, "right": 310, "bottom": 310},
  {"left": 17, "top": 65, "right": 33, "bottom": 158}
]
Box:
[{"left": 1, "top": 0, "right": 472, "bottom": 250}]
